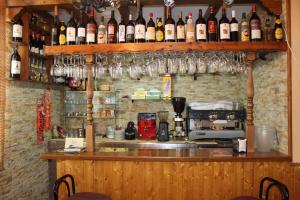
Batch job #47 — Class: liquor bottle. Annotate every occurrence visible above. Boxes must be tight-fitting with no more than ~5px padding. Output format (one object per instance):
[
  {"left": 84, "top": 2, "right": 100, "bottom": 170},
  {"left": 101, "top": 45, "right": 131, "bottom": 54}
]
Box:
[
  {"left": 176, "top": 11, "right": 185, "bottom": 42},
  {"left": 240, "top": 12, "right": 249, "bottom": 42},
  {"left": 126, "top": 14, "right": 135, "bottom": 43},
  {"left": 156, "top": 17, "right": 164, "bottom": 42},
  {"left": 146, "top": 13, "right": 156, "bottom": 42},
  {"left": 207, "top": 6, "right": 218, "bottom": 41},
  {"left": 51, "top": 6, "right": 59, "bottom": 46},
  {"left": 107, "top": 10, "right": 118, "bottom": 44},
  {"left": 77, "top": 10, "right": 86, "bottom": 44},
  {"left": 135, "top": 8, "right": 146, "bottom": 42},
  {"left": 274, "top": 15, "right": 284, "bottom": 41},
  {"left": 164, "top": 6, "right": 175, "bottom": 42},
  {"left": 264, "top": 18, "right": 272, "bottom": 41},
  {"left": 66, "top": 11, "right": 76, "bottom": 45},
  {"left": 58, "top": 21, "right": 66, "bottom": 45},
  {"left": 195, "top": 9, "right": 206, "bottom": 42},
  {"left": 97, "top": 16, "right": 106, "bottom": 44},
  {"left": 12, "top": 17, "right": 23, "bottom": 43},
  {"left": 249, "top": 4, "right": 262, "bottom": 41},
  {"left": 186, "top": 13, "right": 195, "bottom": 42},
  {"left": 118, "top": 16, "right": 126, "bottom": 43},
  {"left": 10, "top": 47, "right": 21, "bottom": 79},
  {"left": 230, "top": 10, "right": 239, "bottom": 41},
  {"left": 86, "top": 7, "right": 97, "bottom": 44},
  {"left": 219, "top": 7, "right": 230, "bottom": 41},
  {"left": 39, "top": 35, "right": 45, "bottom": 56}
]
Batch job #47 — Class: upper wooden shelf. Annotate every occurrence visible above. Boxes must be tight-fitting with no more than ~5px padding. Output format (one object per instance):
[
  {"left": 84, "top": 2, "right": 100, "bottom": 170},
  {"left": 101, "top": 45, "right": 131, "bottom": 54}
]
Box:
[{"left": 44, "top": 41, "right": 287, "bottom": 56}]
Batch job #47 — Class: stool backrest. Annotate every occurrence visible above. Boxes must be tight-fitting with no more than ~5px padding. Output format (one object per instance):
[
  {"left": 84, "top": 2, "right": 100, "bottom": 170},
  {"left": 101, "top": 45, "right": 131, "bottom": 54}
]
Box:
[
  {"left": 259, "top": 177, "right": 289, "bottom": 200},
  {"left": 53, "top": 174, "right": 76, "bottom": 200}
]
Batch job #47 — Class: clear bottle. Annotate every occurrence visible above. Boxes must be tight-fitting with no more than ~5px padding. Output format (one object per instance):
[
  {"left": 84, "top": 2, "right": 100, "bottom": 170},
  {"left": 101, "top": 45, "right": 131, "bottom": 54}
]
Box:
[
  {"left": 186, "top": 13, "right": 195, "bottom": 42},
  {"left": 97, "top": 16, "right": 106, "bottom": 44}
]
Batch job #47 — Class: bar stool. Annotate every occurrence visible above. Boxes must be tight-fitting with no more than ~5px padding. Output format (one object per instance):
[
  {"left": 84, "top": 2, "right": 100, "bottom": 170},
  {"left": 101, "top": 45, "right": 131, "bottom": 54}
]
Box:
[
  {"left": 53, "top": 174, "right": 111, "bottom": 200},
  {"left": 232, "top": 177, "right": 289, "bottom": 200}
]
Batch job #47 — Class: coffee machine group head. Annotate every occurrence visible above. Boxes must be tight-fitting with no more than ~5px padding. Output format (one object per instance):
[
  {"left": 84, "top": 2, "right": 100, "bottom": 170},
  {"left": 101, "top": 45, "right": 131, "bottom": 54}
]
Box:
[
  {"left": 157, "top": 111, "right": 169, "bottom": 141},
  {"left": 172, "top": 97, "right": 186, "bottom": 137}
]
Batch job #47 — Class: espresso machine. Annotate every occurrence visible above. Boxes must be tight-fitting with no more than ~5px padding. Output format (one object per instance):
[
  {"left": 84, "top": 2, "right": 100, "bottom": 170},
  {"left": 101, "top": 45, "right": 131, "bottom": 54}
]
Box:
[
  {"left": 157, "top": 111, "right": 169, "bottom": 141},
  {"left": 137, "top": 113, "right": 157, "bottom": 140},
  {"left": 172, "top": 97, "right": 186, "bottom": 138}
]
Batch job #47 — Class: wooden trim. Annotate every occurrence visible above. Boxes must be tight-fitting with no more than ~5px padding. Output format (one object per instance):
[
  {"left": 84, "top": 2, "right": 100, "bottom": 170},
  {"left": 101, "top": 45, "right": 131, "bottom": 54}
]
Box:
[{"left": 44, "top": 42, "right": 288, "bottom": 56}]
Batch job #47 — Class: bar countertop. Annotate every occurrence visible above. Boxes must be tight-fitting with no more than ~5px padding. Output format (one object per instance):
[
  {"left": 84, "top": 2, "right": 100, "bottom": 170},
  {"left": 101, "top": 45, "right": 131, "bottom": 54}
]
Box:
[{"left": 41, "top": 148, "right": 291, "bottom": 162}]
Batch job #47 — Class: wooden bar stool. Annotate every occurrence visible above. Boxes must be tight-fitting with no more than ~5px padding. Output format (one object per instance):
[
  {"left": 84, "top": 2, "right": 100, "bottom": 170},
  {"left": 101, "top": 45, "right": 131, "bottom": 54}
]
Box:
[
  {"left": 53, "top": 174, "right": 111, "bottom": 200},
  {"left": 232, "top": 177, "right": 289, "bottom": 200}
]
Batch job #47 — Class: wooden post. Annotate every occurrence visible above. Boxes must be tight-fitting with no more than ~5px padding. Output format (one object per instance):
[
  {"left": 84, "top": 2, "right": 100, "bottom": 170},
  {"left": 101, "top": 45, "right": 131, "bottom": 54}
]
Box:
[
  {"left": 246, "top": 52, "right": 256, "bottom": 153},
  {"left": 86, "top": 55, "right": 95, "bottom": 152}
]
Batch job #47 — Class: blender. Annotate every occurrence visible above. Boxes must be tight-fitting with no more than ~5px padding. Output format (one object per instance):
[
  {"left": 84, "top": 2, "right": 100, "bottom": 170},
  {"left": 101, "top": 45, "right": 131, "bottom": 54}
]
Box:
[
  {"left": 172, "top": 97, "right": 186, "bottom": 138},
  {"left": 157, "top": 111, "right": 169, "bottom": 141}
]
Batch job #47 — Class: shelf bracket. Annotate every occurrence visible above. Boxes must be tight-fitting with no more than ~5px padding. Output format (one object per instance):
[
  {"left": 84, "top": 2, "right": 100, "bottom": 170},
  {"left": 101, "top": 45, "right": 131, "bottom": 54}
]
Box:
[
  {"left": 86, "top": 55, "right": 95, "bottom": 152},
  {"left": 246, "top": 52, "right": 256, "bottom": 153}
]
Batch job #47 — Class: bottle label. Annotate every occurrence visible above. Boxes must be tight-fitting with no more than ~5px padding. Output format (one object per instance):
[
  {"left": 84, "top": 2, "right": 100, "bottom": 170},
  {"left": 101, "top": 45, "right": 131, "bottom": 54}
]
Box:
[
  {"left": 119, "top": 25, "right": 126, "bottom": 42},
  {"left": 11, "top": 60, "right": 21, "bottom": 74},
  {"left": 186, "top": 31, "right": 195, "bottom": 41},
  {"left": 208, "top": 21, "right": 217, "bottom": 34},
  {"left": 156, "top": 30, "right": 164, "bottom": 42},
  {"left": 13, "top": 24, "right": 23, "bottom": 38},
  {"left": 146, "top": 27, "right": 155, "bottom": 41},
  {"left": 97, "top": 25, "right": 106, "bottom": 44},
  {"left": 275, "top": 19, "right": 281, "bottom": 24},
  {"left": 108, "top": 25, "right": 115, "bottom": 35},
  {"left": 59, "top": 34, "right": 66, "bottom": 45},
  {"left": 165, "top": 24, "right": 175, "bottom": 40},
  {"left": 66, "top": 27, "right": 76, "bottom": 42},
  {"left": 177, "top": 25, "right": 185, "bottom": 39},
  {"left": 135, "top": 24, "right": 146, "bottom": 39},
  {"left": 196, "top": 24, "right": 207, "bottom": 40},
  {"left": 127, "top": 26, "right": 134, "bottom": 34},
  {"left": 230, "top": 23, "right": 239, "bottom": 32},
  {"left": 86, "top": 24, "right": 96, "bottom": 43},
  {"left": 34, "top": 47, "right": 39, "bottom": 54},
  {"left": 39, "top": 49, "right": 44, "bottom": 56},
  {"left": 77, "top": 27, "right": 86, "bottom": 37},
  {"left": 250, "top": 19, "right": 261, "bottom": 39},
  {"left": 275, "top": 28, "right": 283, "bottom": 40},
  {"left": 220, "top": 23, "right": 230, "bottom": 39},
  {"left": 241, "top": 23, "right": 250, "bottom": 41}
]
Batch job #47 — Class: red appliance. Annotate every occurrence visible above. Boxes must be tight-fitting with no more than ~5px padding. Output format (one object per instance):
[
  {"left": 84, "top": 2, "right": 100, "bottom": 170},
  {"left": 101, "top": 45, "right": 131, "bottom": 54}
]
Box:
[{"left": 137, "top": 113, "right": 157, "bottom": 140}]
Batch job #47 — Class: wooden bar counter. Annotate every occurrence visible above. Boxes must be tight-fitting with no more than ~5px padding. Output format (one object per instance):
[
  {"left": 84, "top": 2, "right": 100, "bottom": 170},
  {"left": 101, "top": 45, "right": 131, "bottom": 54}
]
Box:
[{"left": 41, "top": 148, "right": 300, "bottom": 200}]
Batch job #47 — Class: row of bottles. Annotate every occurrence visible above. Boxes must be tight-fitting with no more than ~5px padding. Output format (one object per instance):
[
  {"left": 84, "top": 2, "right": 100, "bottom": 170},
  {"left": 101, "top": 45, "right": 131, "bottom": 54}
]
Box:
[{"left": 50, "top": 4, "right": 284, "bottom": 46}]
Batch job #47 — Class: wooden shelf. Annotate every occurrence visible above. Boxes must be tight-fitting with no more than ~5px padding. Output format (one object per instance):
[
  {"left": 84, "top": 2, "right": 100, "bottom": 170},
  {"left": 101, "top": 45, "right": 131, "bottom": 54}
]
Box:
[{"left": 44, "top": 41, "right": 287, "bottom": 56}]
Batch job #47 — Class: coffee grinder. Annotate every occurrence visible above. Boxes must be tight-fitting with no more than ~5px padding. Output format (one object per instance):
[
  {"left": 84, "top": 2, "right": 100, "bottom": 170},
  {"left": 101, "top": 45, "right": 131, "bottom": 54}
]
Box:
[
  {"left": 172, "top": 97, "right": 186, "bottom": 138},
  {"left": 157, "top": 111, "right": 169, "bottom": 141}
]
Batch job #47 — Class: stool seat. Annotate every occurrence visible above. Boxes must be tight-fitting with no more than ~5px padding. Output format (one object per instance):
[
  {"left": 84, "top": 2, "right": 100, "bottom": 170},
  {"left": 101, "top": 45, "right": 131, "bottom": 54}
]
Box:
[
  {"left": 67, "top": 192, "right": 111, "bottom": 200},
  {"left": 231, "top": 196, "right": 259, "bottom": 200}
]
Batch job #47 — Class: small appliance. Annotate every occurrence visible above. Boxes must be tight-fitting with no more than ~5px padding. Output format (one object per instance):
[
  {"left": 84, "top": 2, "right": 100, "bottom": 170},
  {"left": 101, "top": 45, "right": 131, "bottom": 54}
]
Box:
[
  {"left": 137, "top": 113, "right": 156, "bottom": 140},
  {"left": 171, "top": 97, "right": 186, "bottom": 137},
  {"left": 157, "top": 111, "right": 169, "bottom": 141},
  {"left": 125, "top": 121, "right": 137, "bottom": 140}
]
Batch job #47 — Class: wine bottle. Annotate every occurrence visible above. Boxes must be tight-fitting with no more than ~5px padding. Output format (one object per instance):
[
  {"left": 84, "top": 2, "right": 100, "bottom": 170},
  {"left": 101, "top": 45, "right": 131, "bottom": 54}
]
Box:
[
  {"left": 30, "top": 32, "right": 36, "bottom": 53},
  {"left": 176, "top": 11, "right": 185, "bottom": 42},
  {"left": 10, "top": 47, "right": 21, "bottom": 79},
  {"left": 156, "top": 17, "right": 164, "bottom": 42},
  {"left": 219, "top": 7, "right": 230, "bottom": 41},
  {"left": 240, "top": 12, "right": 249, "bottom": 42},
  {"left": 66, "top": 11, "right": 76, "bottom": 45},
  {"left": 51, "top": 6, "right": 59, "bottom": 46},
  {"left": 249, "top": 4, "right": 262, "bottom": 41},
  {"left": 186, "top": 13, "right": 195, "bottom": 42},
  {"left": 77, "top": 10, "right": 86, "bottom": 44},
  {"left": 39, "top": 35, "right": 45, "bottom": 56},
  {"left": 207, "top": 6, "right": 218, "bottom": 41},
  {"left": 86, "top": 7, "right": 97, "bottom": 44},
  {"left": 230, "top": 10, "right": 239, "bottom": 41},
  {"left": 146, "top": 13, "right": 156, "bottom": 42},
  {"left": 107, "top": 10, "right": 118, "bottom": 44},
  {"left": 97, "top": 16, "right": 106, "bottom": 44},
  {"left": 118, "top": 15, "right": 126, "bottom": 43},
  {"left": 264, "top": 18, "right": 272, "bottom": 41},
  {"left": 135, "top": 8, "right": 146, "bottom": 43},
  {"left": 274, "top": 15, "right": 284, "bottom": 41},
  {"left": 58, "top": 21, "right": 66, "bottom": 45},
  {"left": 35, "top": 33, "right": 41, "bottom": 55},
  {"left": 12, "top": 17, "right": 23, "bottom": 43},
  {"left": 196, "top": 9, "right": 206, "bottom": 42},
  {"left": 126, "top": 14, "right": 135, "bottom": 43},
  {"left": 165, "top": 6, "right": 175, "bottom": 42}
]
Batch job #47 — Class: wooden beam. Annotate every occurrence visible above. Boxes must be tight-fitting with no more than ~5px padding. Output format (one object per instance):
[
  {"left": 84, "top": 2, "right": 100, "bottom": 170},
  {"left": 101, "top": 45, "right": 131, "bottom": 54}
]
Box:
[
  {"left": 5, "top": 7, "right": 25, "bottom": 23},
  {"left": 7, "top": 0, "right": 76, "bottom": 7},
  {"left": 259, "top": 0, "right": 282, "bottom": 15}
]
